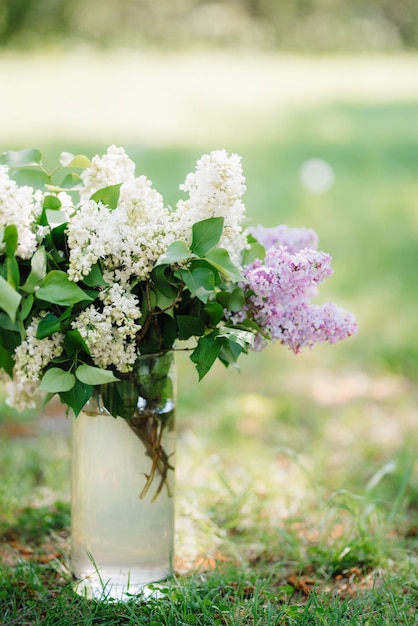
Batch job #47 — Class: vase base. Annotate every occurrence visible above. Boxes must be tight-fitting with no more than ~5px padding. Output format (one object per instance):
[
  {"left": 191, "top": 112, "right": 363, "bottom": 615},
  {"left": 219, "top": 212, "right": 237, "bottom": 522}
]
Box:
[{"left": 73, "top": 576, "right": 169, "bottom": 602}]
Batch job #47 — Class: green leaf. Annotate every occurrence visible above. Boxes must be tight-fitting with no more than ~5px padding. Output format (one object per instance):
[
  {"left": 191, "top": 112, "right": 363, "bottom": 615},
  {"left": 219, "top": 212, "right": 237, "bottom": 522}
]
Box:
[
  {"left": 203, "top": 301, "right": 224, "bottom": 326},
  {"left": 191, "top": 217, "right": 224, "bottom": 257},
  {"left": 151, "top": 265, "right": 181, "bottom": 315},
  {"left": 190, "top": 334, "right": 221, "bottom": 380},
  {"left": 0, "top": 148, "right": 42, "bottom": 167},
  {"left": 90, "top": 183, "right": 122, "bottom": 210},
  {"left": 157, "top": 313, "right": 177, "bottom": 351},
  {"left": 179, "top": 266, "right": 215, "bottom": 303},
  {"left": 6, "top": 255, "right": 19, "bottom": 289},
  {"left": 3, "top": 224, "right": 18, "bottom": 256},
  {"left": 75, "top": 364, "right": 119, "bottom": 385},
  {"left": 217, "top": 327, "right": 255, "bottom": 349},
  {"left": 35, "top": 270, "right": 94, "bottom": 306},
  {"left": 12, "top": 168, "right": 50, "bottom": 189},
  {"left": 0, "top": 275, "right": 21, "bottom": 322},
  {"left": 205, "top": 247, "right": 245, "bottom": 282},
  {"left": 241, "top": 240, "right": 265, "bottom": 266},
  {"left": 176, "top": 315, "right": 205, "bottom": 340},
  {"left": 0, "top": 320, "right": 19, "bottom": 374},
  {"left": 237, "top": 318, "right": 264, "bottom": 334},
  {"left": 152, "top": 265, "right": 181, "bottom": 298},
  {"left": 155, "top": 240, "right": 192, "bottom": 266},
  {"left": 45, "top": 179, "right": 83, "bottom": 193},
  {"left": 0, "top": 312, "right": 19, "bottom": 333},
  {"left": 0, "top": 343, "right": 14, "bottom": 377},
  {"left": 39, "top": 368, "right": 76, "bottom": 393},
  {"left": 20, "top": 293, "right": 34, "bottom": 320},
  {"left": 45, "top": 209, "right": 68, "bottom": 225},
  {"left": 49, "top": 223, "right": 67, "bottom": 252},
  {"left": 218, "top": 340, "right": 243, "bottom": 366},
  {"left": 58, "top": 172, "right": 83, "bottom": 189},
  {"left": 229, "top": 287, "right": 246, "bottom": 312},
  {"left": 216, "top": 287, "right": 246, "bottom": 313},
  {"left": 36, "top": 313, "right": 62, "bottom": 340},
  {"left": 63, "top": 329, "right": 89, "bottom": 355},
  {"left": 42, "top": 195, "right": 62, "bottom": 211},
  {"left": 82, "top": 263, "right": 107, "bottom": 287},
  {"left": 60, "top": 380, "right": 92, "bottom": 417},
  {"left": 60, "top": 152, "right": 91, "bottom": 168},
  {"left": 21, "top": 246, "right": 47, "bottom": 293}
]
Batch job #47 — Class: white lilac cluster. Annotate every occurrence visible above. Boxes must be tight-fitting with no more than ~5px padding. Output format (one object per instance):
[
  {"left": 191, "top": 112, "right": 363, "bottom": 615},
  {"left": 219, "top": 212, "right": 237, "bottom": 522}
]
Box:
[
  {"left": 237, "top": 226, "right": 357, "bottom": 352},
  {"left": 176, "top": 149, "right": 247, "bottom": 263},
  {"left": 66, "top": 200, "right": 116, "bottom": 282},
  {"left": 71, "top": 283, "right": 142, "bottom": 373},
  {"left": 79, "top": 145, "right": 136, "bottom": 201},
  {"left": 0, "top": 165, "right": 43, "bottom": 259},
  {"left": 61, "top": 146, "right": 250, "bottom": 375},
  {"left": 6, "top": 315, "right": 64, "bottom": 410},
  {"left": 67, "top": 150, "right": 178, "bottom": 284}
]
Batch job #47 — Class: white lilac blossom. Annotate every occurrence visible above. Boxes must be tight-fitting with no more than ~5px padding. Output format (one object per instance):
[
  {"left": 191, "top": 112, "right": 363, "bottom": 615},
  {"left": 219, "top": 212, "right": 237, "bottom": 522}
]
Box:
[
  {"left": 112, "top": 176, "right": 178, "bottom": 281},
  {"left": 6, "top": 315, "right": 64, "bottom": 410},
  {"left": 80, "top": 145, "right": 136, "bottom": 201},
  {"left": 70, "top": 149, "right": 249, "bottom": 284},
  {"left": 66, "top": 200, "right": 118, "bottom": 282},
  {"left": 238, "top": 245, "right": 356, "bottom": 352},
  {"left": 0, "top": 165, "right": 43, "bottom": 259},
  {"left": 71, "top": 283, "right": 142, "bottom": 373},
  {"left": 67, "top": 173, "right": 178, "bottom": 284},
  {"left": 176, "top": 149, "right": 247, "bottom": 263}
]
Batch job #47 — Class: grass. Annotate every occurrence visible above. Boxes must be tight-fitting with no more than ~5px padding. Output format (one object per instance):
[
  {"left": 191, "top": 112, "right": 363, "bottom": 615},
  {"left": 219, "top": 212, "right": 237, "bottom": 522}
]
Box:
[{"left": 1, "top": 50, "right": 418, "bottom": 624}]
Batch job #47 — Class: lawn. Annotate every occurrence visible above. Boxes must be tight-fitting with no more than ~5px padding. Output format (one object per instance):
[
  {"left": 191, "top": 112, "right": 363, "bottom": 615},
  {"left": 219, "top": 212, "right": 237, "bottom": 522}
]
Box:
[{"left": 1, "top": 50, "right": 418, "bottom": 624}]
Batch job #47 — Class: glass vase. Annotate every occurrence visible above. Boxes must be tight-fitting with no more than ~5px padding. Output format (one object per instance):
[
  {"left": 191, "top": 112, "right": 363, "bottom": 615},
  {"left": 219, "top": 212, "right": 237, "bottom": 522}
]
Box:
[{"left": 71, "top": 353, "right": 176, "bottom": 601}]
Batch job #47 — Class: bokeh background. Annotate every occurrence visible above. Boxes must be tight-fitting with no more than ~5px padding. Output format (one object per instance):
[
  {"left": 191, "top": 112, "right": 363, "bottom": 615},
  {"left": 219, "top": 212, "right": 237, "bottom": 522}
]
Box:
[
  {"left": 2, "top": 0, "right": 418, "bottom": 51},
  {"left": 1, "top": 0, "right": 418, "bottom": 594}
]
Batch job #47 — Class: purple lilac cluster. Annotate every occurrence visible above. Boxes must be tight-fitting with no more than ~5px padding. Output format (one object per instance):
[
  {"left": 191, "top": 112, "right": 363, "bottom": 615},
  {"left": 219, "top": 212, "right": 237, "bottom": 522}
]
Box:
[
  {"left": 247, "top": 224, "right": 318, "bottom": 254},
  {"left": 239, "top": 226, "right": 358, "bottom": 352}
]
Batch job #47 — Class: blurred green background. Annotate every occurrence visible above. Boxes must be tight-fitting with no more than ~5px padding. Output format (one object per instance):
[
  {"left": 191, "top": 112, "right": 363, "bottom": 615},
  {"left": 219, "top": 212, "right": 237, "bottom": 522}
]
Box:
[{"left": 1, "top": 0, "right": 418, "bottom": 51}]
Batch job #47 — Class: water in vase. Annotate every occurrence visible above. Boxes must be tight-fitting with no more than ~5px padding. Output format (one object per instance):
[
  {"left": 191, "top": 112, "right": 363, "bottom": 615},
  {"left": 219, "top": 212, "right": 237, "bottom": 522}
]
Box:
[{"left": 71, "top": 410, "right": 175, "bottom": 599}]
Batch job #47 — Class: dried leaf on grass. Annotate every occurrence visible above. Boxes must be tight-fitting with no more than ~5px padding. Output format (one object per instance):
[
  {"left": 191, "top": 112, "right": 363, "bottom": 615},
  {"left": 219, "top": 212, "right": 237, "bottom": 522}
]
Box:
[{"left": 287, "top": 573, "right": 316, "bottom": 596}]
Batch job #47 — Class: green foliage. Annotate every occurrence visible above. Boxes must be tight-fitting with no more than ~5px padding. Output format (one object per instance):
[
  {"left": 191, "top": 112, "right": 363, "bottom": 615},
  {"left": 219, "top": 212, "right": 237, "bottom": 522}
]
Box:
[
  {"left": 35, "top": 270, "right": 93, "bottom": 306},
  {"left": 191, "top": 216, "right": 224, "bottom": 256},
  {"left": 0, "top": 275, "right": 21, "bottom": 322},
  {"left": 38, "top": 367, "right": 75, "bottom": 393},
  {"left": 75, "top": 363, "right": 119, "bottom": 385},
  {"left": 0, "top": 148, "right": 42, "bottom": 167},
  {"left": 90, "top": 183, "right": 122, "bottom": 210}
]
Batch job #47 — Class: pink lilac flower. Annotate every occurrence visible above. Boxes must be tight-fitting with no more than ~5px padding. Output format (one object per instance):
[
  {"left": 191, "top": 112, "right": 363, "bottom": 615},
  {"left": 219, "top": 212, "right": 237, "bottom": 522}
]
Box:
[
  {"left": 238, "top": 243, "right": 357, "bottom": 352},
  {"left": 247, "top": 224, "right": 319, "bottom": 254},
  {"left": 260, "top": 301, "right": 358, "bottom": 352},
  {"left": 245, "top": 246, "right": 333, "bottom": 303}
]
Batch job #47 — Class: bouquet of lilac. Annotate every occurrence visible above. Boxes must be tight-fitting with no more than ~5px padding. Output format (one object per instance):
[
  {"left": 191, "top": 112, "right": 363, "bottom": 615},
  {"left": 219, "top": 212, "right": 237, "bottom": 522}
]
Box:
[{"left": 0, "top": 146, "right": 357, "bottom": 419}]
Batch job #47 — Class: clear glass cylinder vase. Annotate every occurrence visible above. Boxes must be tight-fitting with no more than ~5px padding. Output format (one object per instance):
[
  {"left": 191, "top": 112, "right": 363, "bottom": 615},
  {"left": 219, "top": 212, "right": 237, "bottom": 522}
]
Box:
[{"left": 71, "top": 352, "right": 176, "bottom": 601}]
